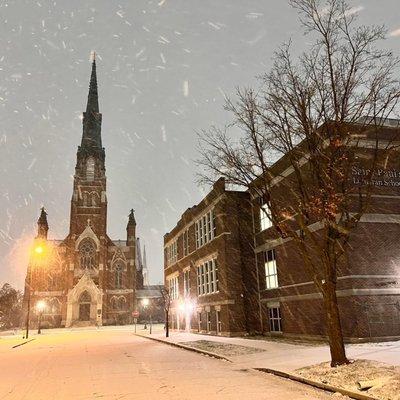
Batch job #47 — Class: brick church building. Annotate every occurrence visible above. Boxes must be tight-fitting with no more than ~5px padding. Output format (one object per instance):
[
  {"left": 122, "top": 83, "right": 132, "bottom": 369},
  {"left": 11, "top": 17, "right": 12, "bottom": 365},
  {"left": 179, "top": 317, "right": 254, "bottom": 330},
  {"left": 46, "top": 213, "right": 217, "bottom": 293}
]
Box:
[{"left": 23, "top": 58, "right": 143, "bottom": 328}]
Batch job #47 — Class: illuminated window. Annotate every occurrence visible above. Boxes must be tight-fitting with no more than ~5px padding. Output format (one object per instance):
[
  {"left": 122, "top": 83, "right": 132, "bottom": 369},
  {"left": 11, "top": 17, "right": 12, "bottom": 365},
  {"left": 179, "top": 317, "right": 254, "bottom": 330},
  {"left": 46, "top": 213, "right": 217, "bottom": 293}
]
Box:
[
  {"left": 264, "top": 249, "right": 278, "bottom": 289},
  {"left": 79, "top": 239, "right": 96, "bottom": 269},
  {"left": 260, "top": 198, "right": 273, "bottom": 231}
]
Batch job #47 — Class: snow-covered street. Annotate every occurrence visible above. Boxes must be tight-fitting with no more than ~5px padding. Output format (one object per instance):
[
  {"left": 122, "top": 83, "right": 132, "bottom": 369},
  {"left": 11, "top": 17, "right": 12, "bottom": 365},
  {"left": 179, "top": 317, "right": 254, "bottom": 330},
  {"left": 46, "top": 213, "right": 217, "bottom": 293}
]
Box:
[{"left": 0, "top": 328, "right": 334, "bottom": 400}]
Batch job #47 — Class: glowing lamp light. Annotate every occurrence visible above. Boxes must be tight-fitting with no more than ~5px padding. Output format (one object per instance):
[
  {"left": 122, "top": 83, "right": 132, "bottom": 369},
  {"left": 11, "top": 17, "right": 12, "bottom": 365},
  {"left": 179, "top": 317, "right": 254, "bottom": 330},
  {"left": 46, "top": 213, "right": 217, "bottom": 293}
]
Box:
[
  {"left": 34, "top": 245, "right": 44, "bottom": 254},
  {"left": 141, "top": 298, "right": 149, "bottom": 307},
  {"left": 36, "top": 300, "right": 46, "bottom": 312},
  {"left": 179, "top": 300, "right": 196, "bottom": 313}
]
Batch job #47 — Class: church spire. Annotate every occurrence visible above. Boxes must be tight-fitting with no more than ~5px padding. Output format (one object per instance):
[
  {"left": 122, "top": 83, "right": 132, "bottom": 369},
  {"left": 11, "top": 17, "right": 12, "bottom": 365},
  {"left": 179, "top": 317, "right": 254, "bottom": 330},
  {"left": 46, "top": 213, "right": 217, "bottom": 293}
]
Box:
[
  {"left": 81, "top": 53, "right": 102, "bottom": 150},
  {"left": 86, "top": 53, "right": 99, "bottom": 114},
  {"left": 37, "top": 207, "right": 49, "bottom": 239}
]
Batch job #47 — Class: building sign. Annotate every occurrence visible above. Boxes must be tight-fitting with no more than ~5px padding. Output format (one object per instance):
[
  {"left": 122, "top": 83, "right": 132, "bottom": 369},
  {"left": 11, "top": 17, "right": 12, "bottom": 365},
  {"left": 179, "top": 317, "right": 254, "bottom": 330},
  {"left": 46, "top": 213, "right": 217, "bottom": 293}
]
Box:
[{"left": 352, "top": 166, "right": 400, "bottom": 187}]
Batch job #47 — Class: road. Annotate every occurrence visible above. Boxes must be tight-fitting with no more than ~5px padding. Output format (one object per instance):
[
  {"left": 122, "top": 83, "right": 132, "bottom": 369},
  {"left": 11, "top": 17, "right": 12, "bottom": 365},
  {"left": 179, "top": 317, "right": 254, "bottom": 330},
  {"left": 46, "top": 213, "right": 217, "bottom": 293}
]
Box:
[{"left": 0, "top": 329, "right": 332, "bottom": 400}]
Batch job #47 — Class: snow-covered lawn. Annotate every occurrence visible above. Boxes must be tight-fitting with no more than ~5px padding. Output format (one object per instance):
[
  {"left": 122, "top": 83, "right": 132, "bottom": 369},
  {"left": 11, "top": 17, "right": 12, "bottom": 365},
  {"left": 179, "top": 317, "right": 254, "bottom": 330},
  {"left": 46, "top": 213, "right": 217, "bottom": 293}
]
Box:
[
  {"left": 296, "top": 359, "right": 400, "bottom": 400},
  {"left": 182, "top": 340, "right": 266, "bottom": 357}
]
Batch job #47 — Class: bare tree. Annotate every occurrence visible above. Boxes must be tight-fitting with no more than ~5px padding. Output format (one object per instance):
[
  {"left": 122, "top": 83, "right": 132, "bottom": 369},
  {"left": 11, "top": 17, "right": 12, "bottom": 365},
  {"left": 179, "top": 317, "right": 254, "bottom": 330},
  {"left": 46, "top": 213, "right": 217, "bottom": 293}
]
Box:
[
  {"left": 197, "top": 0, "right": 400, "bottom": 366},
  {"left": 160, "top": 287, "right": 171, "bottom": 338}
]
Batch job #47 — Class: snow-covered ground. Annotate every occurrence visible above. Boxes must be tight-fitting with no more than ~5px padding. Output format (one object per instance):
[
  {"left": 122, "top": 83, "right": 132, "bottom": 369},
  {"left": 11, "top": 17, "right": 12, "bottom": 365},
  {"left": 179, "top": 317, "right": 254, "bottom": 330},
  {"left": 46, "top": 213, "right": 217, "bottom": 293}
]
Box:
[
  {"left": 0, "top": 328, "right": 334, "bottom": 400},
  {"left": 297, "top": 360, "right": 400, "bottom": 400},
  {"left": 140, "top": 325, "right": 400, "bottom": 372}
]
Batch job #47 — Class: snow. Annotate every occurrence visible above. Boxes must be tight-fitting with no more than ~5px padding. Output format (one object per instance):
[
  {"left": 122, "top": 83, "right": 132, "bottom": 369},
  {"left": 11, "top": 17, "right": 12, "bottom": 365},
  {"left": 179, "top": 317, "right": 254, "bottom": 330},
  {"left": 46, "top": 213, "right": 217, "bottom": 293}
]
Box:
[
  {"left": 0, "top": 328, "right": 334, "bottom": 400},
  {"left": 296, "top": 359, "right": 400, "bottom": 400}
]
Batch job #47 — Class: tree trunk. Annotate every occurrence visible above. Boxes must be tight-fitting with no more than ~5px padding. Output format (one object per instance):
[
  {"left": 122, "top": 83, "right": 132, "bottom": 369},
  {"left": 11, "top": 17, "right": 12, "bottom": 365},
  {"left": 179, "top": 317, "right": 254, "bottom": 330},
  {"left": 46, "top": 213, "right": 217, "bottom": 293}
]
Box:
[
  {"left": 165, "top": 310, "right": 169, "bottom": 338},
  {"left": 323, "top": 281, "right": 349, "bottom": 367}
]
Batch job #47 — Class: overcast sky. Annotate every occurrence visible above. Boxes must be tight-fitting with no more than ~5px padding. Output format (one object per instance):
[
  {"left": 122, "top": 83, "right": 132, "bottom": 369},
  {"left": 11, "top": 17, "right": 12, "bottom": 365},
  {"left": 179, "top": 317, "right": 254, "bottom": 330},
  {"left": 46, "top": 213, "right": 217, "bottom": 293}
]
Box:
[{"left": 1, "top": 0, "right": 400, "bottom": 288}]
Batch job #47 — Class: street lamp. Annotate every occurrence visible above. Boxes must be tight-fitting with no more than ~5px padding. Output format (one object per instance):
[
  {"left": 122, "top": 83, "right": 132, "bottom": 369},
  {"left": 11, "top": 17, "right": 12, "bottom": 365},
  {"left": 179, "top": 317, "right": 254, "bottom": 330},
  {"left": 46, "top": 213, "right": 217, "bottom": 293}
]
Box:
[
  {"left": 179, "top": 299, "right": 196, "bottom": 332},
  {"left": 36, "top": 300, "right": 46, "bottom": 334},
  {"left": 141, "top": 298, "right": 152, "bottom": 334},
  {"left": 25, "top": 243, "right": 46, "bottom": 339}
]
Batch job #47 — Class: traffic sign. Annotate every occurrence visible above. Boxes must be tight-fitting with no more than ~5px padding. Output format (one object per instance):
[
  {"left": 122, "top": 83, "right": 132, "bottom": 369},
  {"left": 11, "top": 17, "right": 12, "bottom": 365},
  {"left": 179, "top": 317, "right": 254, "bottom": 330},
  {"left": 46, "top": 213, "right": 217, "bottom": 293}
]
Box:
[{"left": 132, "top": 310, "right": 139, "bottom": 318}]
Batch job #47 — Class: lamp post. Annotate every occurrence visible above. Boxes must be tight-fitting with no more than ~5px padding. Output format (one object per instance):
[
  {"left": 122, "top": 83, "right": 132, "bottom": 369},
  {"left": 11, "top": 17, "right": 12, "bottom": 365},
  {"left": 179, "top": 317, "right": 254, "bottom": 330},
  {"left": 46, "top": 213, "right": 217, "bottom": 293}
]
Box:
[
  {"left": 36, "top": 300, "right": 46, "bottom": 334},
  {"left": 179, "top": 299, "right": 195, "bottom": 332},
  {"left": 25, "top": 244, "right": 45, "bottom": 339},
  {"left": 141, "top": 298, "right": 151, "bottom": 333}
]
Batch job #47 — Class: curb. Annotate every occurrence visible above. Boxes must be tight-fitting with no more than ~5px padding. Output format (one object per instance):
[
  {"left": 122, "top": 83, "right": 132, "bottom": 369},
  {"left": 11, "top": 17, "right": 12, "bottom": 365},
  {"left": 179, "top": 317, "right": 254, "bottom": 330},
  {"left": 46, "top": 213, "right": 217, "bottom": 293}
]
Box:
[
  {"left": 12, "top": 338, "right": 35, "bottom": 349},
  {"left": 135, "top": 334, "right": 380, "bottom": 400},
  {"left": 255, "top": 368, "right": 380, "bottom": 400},
  {"left": 134, "top": 333, "right": 232, "bottom": 363}
]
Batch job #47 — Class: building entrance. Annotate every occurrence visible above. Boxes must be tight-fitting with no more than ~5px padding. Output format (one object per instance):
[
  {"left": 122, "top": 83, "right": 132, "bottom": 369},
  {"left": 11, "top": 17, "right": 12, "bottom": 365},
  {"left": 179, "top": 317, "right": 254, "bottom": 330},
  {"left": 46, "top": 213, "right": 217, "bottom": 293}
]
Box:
[{"left": 79, "top": 291, "right": 91, "bottom": 321}]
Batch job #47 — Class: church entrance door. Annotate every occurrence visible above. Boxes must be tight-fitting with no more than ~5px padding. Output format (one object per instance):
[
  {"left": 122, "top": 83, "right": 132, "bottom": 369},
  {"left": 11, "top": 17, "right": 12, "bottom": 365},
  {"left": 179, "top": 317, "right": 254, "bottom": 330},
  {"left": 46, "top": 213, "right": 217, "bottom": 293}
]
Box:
[{"left": 78, "top": 291, "right": 91, "bottom": 321}]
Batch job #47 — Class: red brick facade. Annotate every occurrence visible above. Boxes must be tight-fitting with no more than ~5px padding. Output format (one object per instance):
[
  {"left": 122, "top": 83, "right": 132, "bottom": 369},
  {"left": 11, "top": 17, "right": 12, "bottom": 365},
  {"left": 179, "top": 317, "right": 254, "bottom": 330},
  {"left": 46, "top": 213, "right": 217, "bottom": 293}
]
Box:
[
  {"left": 253, "top": 123, "right": 400, "bottom": 341},
  {"left": 164, "top": 178, "right": 258, "bottom": 336},
  {"left": 165, "top": 122, "right": 400, "bottom": 340}
]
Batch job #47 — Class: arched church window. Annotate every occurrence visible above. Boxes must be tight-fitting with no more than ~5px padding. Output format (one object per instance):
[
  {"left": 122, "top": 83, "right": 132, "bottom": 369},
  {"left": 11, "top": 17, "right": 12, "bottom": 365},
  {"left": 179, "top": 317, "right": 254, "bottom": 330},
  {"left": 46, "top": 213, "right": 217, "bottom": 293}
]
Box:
[
  {"left": 115, "top": 263, "right": 123, "bottom": 289},
  {"left": 83, "top": 192, "right": 88, "bottom": 207},
  {"left": 79, "top": 291, "right": 91, "bottom": 303},
  {"left": 49, "top": 298, "right": 61, "bottom": 314},
  {"left": 86, "top": 157, "right": 95, "bottom": 181},
  {"left": 91, "top": 192, "right": 97, "bottom": 207},
  {"left": 118, "top": 296, "right": 126, "bottom": 310},
  {"left": 110, "top": 296, "right": 118, "bottom": 310},
  {"left": 78, "top": 239, "right": 96, "bottom": 269}
]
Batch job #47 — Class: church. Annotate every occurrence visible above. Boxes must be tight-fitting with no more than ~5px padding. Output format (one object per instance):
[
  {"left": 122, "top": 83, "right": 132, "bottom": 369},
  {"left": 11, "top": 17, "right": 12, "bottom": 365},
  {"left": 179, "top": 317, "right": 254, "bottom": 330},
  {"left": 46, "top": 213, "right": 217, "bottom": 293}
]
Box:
[{"left": 23, "top": 57, "right": 144, "bottom": 328}]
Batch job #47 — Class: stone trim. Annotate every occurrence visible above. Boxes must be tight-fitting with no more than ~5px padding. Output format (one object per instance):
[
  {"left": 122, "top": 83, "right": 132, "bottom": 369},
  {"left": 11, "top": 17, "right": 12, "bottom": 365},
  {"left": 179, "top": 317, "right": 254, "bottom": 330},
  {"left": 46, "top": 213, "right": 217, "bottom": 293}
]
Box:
[
  {"left": 34, "top": 291, "right": 63, "bottom": 296},
  {"left": 196, "top": 299, "right": 236, "bottom": 307},
  {"left": 262, "top": 275, "right": 400, "bottom": 291},
  {"left": 194, "top": 251, "right": 219, "bottom": 266},
  {"left": 261, "top": 287, "right": 400, "bottom": 302},
  {"left": 255, "top": 213, "right": 400, "bottom": 253},
  {"left": 105, "top": 289, "right": 134, "bottom": 294}
]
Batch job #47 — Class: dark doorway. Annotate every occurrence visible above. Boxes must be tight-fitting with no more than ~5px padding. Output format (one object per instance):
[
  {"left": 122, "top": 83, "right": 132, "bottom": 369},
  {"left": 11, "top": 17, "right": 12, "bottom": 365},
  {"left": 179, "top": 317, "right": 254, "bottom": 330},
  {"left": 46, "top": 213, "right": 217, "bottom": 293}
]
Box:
[{"left": 78, "top": 291, "right": 91, "bottom": 321}]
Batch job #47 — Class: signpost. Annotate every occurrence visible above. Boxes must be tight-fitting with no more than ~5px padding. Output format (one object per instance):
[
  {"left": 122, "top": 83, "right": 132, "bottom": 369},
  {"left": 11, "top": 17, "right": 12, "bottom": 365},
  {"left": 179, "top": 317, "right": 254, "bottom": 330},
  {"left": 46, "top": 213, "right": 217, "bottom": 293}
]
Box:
[{"left": 132, "top": 311, "right": 139, "bottom": 333}]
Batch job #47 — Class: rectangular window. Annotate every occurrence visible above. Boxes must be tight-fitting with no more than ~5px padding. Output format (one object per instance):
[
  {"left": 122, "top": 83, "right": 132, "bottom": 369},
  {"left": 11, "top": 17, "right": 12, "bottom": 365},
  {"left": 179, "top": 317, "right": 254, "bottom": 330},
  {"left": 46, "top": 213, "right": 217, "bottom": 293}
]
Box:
[
  {"left": 183, "top": 269, "right": 190, "bottom": 297},
  {"left": 216, "top": 310, "right": 222, "bottom": 334},
  {"left": 183, "top": 229, "right": 189, "bottom": 257},
  {"left": 260, "top": 198, "right": 273, "bottom": 231},
  {"left": 166, "top": 239, "right": 178, "bottom": 266},
  {"left": 168, "top": 275, "right": 179, "bottom": 300},
  {"left": 206, "top": 312, "right": 211, "bottom": 332},
  {"left": 198, "top": 312, "right": 202, "bottom": 332},
  {"left": 264, "top": 249, "right": 278, "bottom": 289},
  {"left": 196, "top": 258, "right": 218, "bottom": 296},
  {"left": 195, "top": 209, "right": 216, "bottom": 249},
  {"left": 268, "top": 307, "right": 282, "bottom": 332}
]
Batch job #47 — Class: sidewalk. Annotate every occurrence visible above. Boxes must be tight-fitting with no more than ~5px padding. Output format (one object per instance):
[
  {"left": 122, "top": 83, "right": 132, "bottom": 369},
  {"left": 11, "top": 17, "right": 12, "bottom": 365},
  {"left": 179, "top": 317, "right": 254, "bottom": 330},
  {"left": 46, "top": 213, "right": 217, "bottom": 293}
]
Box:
[{"left": 137, "top": 324, "right": 400, "bottom": 372}]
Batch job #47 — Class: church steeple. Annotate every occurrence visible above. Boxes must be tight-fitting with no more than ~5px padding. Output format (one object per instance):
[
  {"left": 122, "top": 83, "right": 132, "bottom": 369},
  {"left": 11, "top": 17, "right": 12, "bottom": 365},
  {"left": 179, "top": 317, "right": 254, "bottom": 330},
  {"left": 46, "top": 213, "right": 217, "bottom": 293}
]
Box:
[
  {"left": 86, "top": 54, "right": 99, "bottom": 114},
  {"left": 81, "top": 54, "right": 102, "bottom": 151},
  {"left": 37, "top": 207, "right": 49, "bottom": 239}
]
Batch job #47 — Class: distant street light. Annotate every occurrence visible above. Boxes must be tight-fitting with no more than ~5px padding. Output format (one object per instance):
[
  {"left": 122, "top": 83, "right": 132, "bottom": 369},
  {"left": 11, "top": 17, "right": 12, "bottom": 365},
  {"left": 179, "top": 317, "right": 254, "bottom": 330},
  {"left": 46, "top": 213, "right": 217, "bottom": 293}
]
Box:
[
  {"left": 141, "top": 298, "right": 152, "bottom": 333},
  {"left": 36, "top": 300, "right": 46, "bottom": 334},
  {"left": 25, "top": 242, "right": 47, "bottom": 339}
]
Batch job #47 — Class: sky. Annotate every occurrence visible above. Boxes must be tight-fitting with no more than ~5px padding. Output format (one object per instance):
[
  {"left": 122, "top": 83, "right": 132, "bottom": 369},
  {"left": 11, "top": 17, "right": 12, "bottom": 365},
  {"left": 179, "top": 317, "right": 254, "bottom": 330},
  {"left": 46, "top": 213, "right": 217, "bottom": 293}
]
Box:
[{"left": 1, "top": 0, "right": 400, "bottom": 288}]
